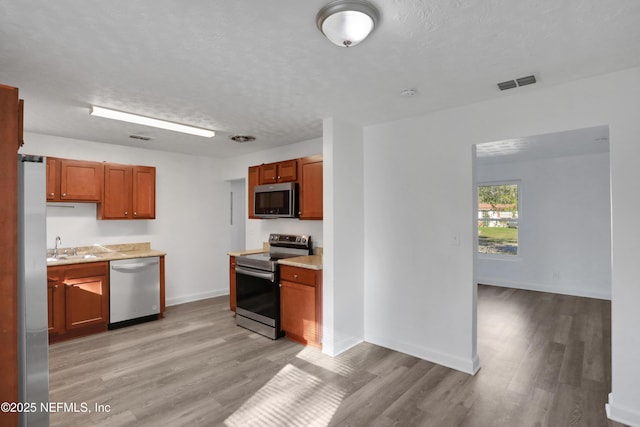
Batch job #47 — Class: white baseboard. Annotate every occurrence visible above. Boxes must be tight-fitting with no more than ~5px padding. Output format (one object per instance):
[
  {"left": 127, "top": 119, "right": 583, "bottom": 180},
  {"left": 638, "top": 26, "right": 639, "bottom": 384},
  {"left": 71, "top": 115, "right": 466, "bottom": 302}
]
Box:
[
  {"left": 606, "top": 393, "right": 640, "bottom": 427},
  {"left": 320, "top": 326, "right": 363, "bottom": 357},
  {"left": 166, "top": 289, "right": 228, "bottom": 307},
  {"left": 476, "top": 277, "right": 611, "bottom": 300},
  {"left": 364, "top": 333, "right": 480, "bottom": 375}
]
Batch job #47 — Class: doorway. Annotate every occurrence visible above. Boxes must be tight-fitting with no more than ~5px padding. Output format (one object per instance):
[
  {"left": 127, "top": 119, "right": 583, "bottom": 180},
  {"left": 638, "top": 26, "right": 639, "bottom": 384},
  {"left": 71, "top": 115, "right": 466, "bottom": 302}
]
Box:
[{"left": 473, "top": 125, "right": 612, "bottom": 299}]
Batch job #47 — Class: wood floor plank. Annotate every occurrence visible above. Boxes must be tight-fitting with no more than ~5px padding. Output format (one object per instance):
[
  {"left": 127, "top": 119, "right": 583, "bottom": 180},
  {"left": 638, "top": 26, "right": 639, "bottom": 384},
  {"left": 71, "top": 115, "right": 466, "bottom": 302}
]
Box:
[{"left": 48, "top": 286, "right": 625, "bottom": 427}]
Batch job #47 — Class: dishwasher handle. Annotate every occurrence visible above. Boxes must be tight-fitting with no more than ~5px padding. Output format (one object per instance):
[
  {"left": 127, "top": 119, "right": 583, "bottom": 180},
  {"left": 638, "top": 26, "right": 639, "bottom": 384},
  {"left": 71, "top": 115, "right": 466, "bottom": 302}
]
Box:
[{"left": 111, "top": 260, "right": 159, "bottom": 271}]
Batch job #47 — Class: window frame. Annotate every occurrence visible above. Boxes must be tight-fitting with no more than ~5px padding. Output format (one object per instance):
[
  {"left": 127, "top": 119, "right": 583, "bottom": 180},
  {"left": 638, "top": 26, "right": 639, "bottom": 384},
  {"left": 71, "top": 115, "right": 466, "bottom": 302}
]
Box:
[{"left": 477, "top": 180, "right": 521, "bottom": 259}]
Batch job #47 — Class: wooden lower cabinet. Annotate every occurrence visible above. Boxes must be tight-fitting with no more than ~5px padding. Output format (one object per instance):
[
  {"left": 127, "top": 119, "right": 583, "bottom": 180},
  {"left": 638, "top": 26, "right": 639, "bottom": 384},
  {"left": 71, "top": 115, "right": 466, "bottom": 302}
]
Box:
[
  {"left": 280, "top": 265, "right": 322, "bottom": 348},
  {"left": 47, "top": 277, "right": 65, "bottom": 335},
  {"left": 47, "top": 262, "right": 109, "bottom": 343},
  {"left": 229, "top": 256, "right": 236, "bottom": 312}
]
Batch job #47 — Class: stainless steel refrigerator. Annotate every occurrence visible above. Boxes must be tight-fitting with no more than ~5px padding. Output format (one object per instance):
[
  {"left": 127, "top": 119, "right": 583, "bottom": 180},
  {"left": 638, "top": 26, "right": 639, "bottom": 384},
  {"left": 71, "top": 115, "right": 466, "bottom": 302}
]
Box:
[{"left": 17, "top": 154, "right": 49, "bottom": 426}]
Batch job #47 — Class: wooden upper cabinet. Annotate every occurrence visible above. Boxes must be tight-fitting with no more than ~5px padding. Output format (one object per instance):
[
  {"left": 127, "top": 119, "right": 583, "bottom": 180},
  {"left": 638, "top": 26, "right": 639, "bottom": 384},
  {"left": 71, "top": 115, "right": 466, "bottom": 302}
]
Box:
[
  {"left": 132, "top": 166, "right": 156, "bottom": 219},
  {"left": 259, "top": 160, "right": 297, "bottom": 184},
  {"left": 46, "top": 157, "right": 103, "bottom": 202},
  {"left": 99, "top": 163, "right": 155, "bottom": 220},
  {"left": 101, "top": 163, "right": 131, "bottom": 219},
  {"left": 248, "top": 165, "right": 260, "bottom": 219},
  {"left": 298, "top": 155, "right": 323, "bottom": 220},
  {"left": 46, "top": 157, "right": 59, "bottom": 201},
  {"left": 60, "top": 159, "right": 104, "bottom": 201},
  {"left": 248, "top": 155, "right": 322, "bottom": 220}
]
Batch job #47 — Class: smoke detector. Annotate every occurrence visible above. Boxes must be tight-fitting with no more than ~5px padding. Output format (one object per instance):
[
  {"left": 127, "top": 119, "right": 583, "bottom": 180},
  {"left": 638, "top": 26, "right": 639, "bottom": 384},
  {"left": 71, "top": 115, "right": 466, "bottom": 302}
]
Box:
[
  {"left": 400, "top": 89, "right": 418, "bottom": 98},
  {"left": 230, "top": 135, "right": 256, "bottom": 143}
]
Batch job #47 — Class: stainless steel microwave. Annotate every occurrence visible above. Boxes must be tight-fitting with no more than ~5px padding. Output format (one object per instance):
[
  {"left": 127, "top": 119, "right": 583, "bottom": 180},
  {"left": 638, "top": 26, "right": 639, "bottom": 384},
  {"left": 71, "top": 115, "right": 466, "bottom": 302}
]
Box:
[{"left": 254, "top": 182, "right": 298, "bottom": 218}]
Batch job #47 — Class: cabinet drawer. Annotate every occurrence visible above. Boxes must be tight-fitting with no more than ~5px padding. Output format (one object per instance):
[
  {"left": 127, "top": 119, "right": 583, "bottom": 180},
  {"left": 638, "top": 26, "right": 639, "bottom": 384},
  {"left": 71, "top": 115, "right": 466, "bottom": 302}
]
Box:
[{"left": 280, "top": 265, "right": 317, "bottom": 286}]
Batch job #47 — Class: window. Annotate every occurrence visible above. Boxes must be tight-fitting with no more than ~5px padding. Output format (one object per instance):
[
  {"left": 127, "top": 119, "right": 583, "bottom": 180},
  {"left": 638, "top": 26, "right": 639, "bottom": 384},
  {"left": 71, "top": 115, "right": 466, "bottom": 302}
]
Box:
[{"left": 478, "top": 183, "right": 519, "bottom": 255}]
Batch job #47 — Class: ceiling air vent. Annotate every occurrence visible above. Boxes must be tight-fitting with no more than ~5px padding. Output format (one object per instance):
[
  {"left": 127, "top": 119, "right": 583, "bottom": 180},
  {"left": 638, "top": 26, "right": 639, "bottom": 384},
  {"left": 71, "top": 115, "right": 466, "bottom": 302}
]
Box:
[
  {"left": 129, "top": 134, "right": 153, "bottom": 141},
  {"left": 497, "top": 80, "right": 517, "bottom": 91},
  {"left": 230, "top": 135, "right": 256, "bottom": 143},
  {"left": 497, "top": 75, "right": 537, "bottom": 91}
]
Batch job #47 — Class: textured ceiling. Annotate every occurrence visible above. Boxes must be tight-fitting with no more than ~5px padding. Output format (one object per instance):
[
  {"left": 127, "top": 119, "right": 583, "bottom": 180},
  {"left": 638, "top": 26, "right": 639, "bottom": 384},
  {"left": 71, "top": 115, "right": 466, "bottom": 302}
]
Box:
[
  {"left": 475, "top": 126, "right": 610, "bottom": 165},
  {"left": 1, "top": 0, "right": 639, "bottom": 158}
]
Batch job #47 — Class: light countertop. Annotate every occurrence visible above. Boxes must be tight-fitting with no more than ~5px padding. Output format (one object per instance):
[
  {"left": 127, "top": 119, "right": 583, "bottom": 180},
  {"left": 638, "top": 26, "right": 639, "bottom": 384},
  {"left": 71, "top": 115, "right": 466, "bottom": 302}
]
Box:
[
  {"left": 227, "top": 248, "right": 267, "bottom": 257},
  {"left": 278, "top": 255, "right": 323, "bottom": 270},
  {"left": 228, "top": 244, "right": 322, "bottom": 270},
  {"left": 47, "top": 242, "right": 166, "bottom": 267}
]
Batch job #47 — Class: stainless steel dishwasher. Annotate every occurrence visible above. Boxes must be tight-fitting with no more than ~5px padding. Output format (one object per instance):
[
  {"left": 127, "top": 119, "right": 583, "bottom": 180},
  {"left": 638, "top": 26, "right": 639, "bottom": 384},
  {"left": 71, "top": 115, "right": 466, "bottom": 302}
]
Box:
[{"left": 109, "top": 257, "right": 160, "bottom": 329}]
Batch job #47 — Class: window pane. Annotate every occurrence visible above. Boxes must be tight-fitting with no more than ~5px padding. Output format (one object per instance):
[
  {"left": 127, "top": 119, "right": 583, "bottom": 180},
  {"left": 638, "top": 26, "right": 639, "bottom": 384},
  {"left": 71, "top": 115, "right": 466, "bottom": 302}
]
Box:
[{"left": 478, "top": 184, "right": 518, "bottom": 255}]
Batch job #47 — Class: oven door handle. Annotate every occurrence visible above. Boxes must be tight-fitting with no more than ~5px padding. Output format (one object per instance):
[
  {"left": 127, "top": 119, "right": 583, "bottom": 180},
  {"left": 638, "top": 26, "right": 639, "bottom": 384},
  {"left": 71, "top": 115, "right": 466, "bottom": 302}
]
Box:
[{"left": 235, "top": 266, "right": 275, "bottom": 281}]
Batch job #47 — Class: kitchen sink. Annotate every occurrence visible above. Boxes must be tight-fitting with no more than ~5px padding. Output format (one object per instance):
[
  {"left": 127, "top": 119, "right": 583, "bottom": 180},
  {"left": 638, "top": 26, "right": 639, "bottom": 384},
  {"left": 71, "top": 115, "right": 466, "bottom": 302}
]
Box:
[{"left": 47, "top": 254, "right": 101, "bottom": 262}]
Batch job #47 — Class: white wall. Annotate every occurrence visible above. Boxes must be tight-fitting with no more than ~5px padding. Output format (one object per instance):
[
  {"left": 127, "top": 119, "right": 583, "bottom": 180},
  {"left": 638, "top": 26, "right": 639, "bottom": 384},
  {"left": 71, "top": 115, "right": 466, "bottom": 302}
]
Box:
[
  {"left": 20, "top": 132, "right": 230, "bottom": 306},
  {"left": 322, "top": 118, "right": 365, "bottom": 356},
  {"left": 221, "top": 137, "right": 324, "bottom": 251},
  {"left": 361, "top": 67, "right": 640, "bottom": 425},
  {"left": 228, "top": 179, "right": 246, "bottom": 252},
  {"left": 476, "top": 152, "right": 612, "bottom": 299}
]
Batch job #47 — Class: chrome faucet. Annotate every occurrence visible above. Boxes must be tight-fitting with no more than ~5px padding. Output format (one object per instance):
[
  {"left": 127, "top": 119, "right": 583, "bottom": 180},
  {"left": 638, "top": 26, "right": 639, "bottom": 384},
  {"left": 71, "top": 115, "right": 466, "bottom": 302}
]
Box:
[{"left": 53, "top": 236, "right": 62, "bottom": 258}]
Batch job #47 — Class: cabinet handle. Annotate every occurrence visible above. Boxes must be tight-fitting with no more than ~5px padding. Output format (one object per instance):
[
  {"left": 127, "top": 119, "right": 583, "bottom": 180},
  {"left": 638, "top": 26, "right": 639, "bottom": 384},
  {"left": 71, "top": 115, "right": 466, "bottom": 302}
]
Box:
[
  {"left": 133, "top": 212, "right": 137, "bottom": 216},
  {"left": 277, "top": 176, "right": 281, "bottom": 179},
  {"left": 49, "top": 192, "right": 55, "bottom": 197},
  {"left": 124, "top": 211, "right": 128, "bottom": 215},
  {"left": 294, "top": 274, "right": 298, "bottom": 279},
  {"left": 62, "top": 193, "right": 66, "bottom": 197},
  {"left": 53, "top": 285, "right": 58, "bottom": 289}
]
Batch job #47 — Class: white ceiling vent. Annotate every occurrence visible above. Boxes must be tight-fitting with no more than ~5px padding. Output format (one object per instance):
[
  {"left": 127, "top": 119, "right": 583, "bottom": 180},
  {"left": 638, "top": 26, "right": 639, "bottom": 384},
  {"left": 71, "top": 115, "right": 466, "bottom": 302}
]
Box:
[
  {"left": 497, "top": 75, "right": 537, "bottom": 91},
  {"left": 129, "top": 134, "right": 153, "bottom": 141},
  {"left": 230, "top": 135, "right": 256, "bottom": 143}
]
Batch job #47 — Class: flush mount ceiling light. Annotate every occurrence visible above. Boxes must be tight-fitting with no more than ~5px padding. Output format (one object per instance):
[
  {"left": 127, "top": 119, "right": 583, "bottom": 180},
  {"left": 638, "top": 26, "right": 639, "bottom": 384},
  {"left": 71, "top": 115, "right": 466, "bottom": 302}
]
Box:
[
  {"left": 90, "top": 106, "right": 215, "bottom": 138},
  {"left": 316, "top": 0, "right": 379, "bottom": 47}
]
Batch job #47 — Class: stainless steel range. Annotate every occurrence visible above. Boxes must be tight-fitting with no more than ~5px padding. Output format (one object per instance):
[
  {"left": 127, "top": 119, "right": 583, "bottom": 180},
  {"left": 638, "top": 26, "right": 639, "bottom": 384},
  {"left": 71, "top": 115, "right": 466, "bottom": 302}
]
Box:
[{"left": 235, "top": 233, "right": 312, "bottom": 339}]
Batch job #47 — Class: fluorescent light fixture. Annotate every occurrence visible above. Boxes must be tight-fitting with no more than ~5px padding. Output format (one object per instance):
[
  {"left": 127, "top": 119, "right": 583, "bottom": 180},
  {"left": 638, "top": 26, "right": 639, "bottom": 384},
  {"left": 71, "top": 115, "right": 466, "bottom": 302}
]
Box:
[{"left": 90, "top": 106, "right": 215, "bottom": 138}]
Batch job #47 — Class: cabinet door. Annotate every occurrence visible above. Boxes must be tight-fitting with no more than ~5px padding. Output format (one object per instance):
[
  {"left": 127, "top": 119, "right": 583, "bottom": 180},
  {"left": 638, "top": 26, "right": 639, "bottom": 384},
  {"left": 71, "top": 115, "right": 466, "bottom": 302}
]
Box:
[
  {"left": 281, "top": 280, "right": 318, "bottom": 345},
  {"left": 46, "top": 157, "right": 60, "bottom": 201},
  {"left": 60, "top": 159, "right": 103, "bottom": 201},
  {"left": 101, "top": 163, "right": 131, "bottom": 219},
  {"left": 229, "top": 256, "right": 236, "bottom": 312},
  {"left": 47, "top": 276, "right": 65, "bottom": 335},
  {"left": 64, "top": 270, "right": 109, "bottom": 330},
  {"left": 277, "top": 160, "right": 297, "bottom": 182},
  {"left": 259, "top": 163, "right": 278, "bottom": 184},
  {"left": 299, "top": 157, "right": 323, "bottom": 220},
  {"left": 132, "top": 166, "right": 156, "bottom": 219},
  {"left": 248, "top": 166, "right": 260, "bottom": 219}
]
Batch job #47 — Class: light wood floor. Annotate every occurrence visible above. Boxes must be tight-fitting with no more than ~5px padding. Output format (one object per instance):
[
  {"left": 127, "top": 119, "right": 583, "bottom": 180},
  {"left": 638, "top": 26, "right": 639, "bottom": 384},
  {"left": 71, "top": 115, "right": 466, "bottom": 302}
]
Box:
[{"left": 48, "top": 285, "right": 625, "bottom": 426}]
